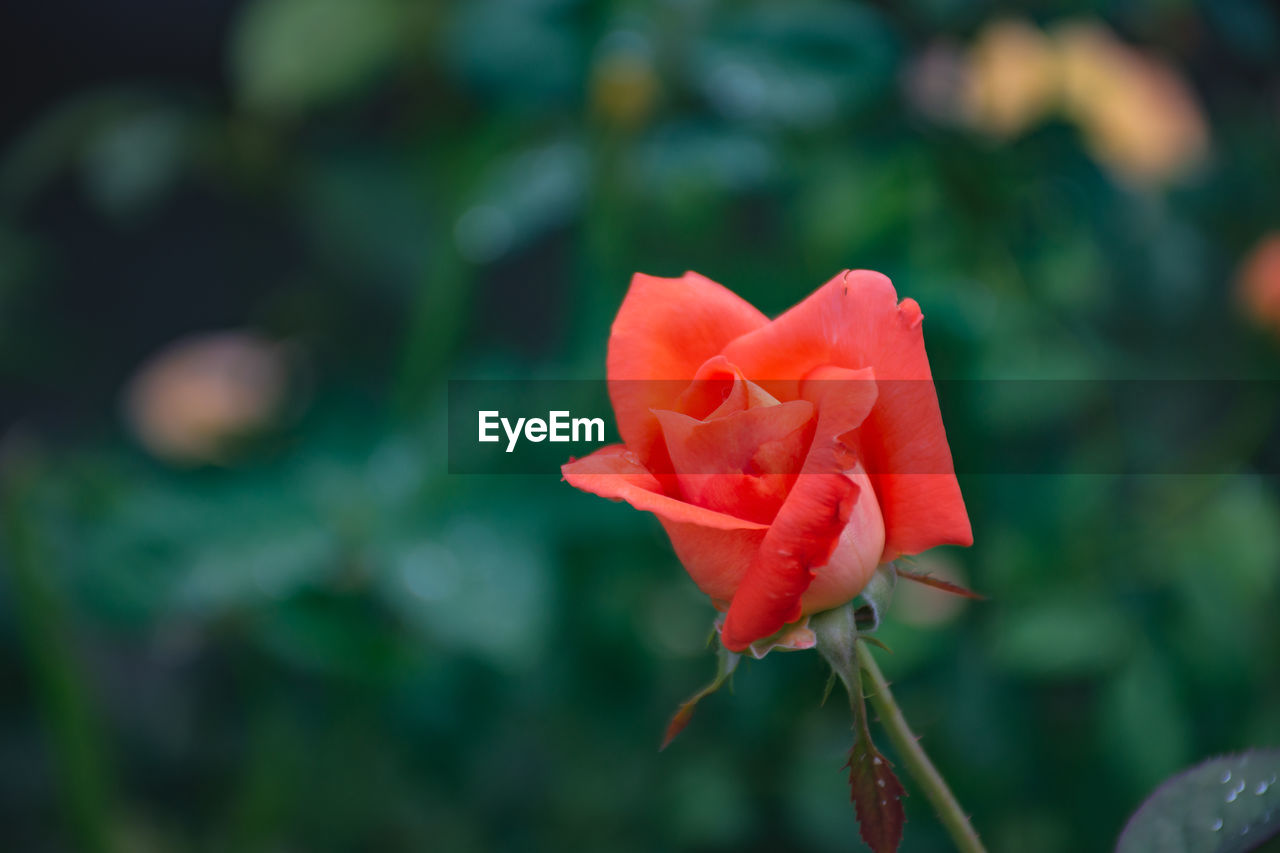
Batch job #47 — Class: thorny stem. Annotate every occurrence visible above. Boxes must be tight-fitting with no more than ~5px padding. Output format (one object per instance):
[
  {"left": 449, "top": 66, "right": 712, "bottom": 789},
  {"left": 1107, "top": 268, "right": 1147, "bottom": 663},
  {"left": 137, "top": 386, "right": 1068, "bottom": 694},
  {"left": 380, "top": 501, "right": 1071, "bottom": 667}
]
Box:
[{"left": 856, "top": 642, "right": 987, "bottom": 853}]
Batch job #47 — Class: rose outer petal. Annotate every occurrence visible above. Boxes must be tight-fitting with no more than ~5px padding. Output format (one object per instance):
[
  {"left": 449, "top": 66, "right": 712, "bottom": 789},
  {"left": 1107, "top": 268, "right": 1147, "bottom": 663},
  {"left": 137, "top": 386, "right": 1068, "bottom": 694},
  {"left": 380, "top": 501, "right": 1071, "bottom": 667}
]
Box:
[
  {"left": 657, "top": 517, "right": 767, "bottom": 605},
  {"left": 797, "top": 367, "right": 887, "bottom": 614},
  {"left": 720, "top": 368, "right": 880, "bottom": 651},
  {"left": 561, "top": 445, "right": 768, "bottom": 531},
  {"left": 721, "top": 270, "right": 973, "bottom": 561},
  {"left": 798, "top": 459, "right": 885, "bottom": 614},
  {"left": 719, "top": 473, "right": 861, "bottom": 651},
  {"left": 607, "top": 273, "right": 770, "bottom": 473},
  {"left": 563, "top": 445, "right": 770, "bottom": 603}
]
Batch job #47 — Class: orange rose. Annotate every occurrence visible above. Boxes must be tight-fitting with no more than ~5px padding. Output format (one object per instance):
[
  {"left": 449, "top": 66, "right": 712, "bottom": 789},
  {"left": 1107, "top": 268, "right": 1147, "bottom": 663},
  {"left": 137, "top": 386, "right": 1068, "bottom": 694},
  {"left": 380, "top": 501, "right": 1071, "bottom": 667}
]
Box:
[{"left": 563, "top": 270, "right": 972, "bottom": 651}]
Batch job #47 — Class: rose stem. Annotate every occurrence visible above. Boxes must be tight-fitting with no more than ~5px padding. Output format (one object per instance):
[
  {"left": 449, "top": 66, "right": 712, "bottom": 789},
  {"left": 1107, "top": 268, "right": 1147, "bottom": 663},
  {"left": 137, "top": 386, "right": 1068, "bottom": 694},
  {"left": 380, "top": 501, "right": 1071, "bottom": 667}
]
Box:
[{"left": 856, "top": 641, "right": 987, "bottom": 853}]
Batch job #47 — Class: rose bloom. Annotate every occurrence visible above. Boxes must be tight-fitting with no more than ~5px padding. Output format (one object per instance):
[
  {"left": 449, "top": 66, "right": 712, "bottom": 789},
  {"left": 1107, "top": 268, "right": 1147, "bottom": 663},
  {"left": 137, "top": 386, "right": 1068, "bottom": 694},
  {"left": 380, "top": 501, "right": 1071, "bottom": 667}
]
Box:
[{"left": 563, "top": 271, "right": 972, "bottom": 652}]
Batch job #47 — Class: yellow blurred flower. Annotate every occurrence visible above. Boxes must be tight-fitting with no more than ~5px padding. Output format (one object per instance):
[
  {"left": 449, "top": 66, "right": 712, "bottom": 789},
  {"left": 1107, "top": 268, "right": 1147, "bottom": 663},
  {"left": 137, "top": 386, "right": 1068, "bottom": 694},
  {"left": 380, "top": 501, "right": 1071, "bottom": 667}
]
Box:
[
  {"left": 123, "top": 331, "right": 290, "bottom": 465},
  {"left": 1053, "top": 20, "right": 1208, "bottom": 185},
  {"left": 589, "top": 40, "right": 659, "bottom": 130},
  {"left": 954, "top": 17, "right": 1209, "bottom": 186},
  {"left": 963, "top": 18, "right": 1058, "bottom": 138},
  {"left": 1237, "top": 234, "right": 1280, "bottom": 336}
]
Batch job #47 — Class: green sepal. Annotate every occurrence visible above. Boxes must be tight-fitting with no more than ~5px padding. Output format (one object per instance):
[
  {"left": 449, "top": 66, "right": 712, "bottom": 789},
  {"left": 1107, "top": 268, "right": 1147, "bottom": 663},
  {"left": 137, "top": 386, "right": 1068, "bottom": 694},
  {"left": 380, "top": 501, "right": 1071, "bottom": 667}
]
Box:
[
  {"left": 660, "top": 642, "right": 740, "bottom": 750},
  {"left": 855, "top": 562, "right": 899, "bottom": 632}
]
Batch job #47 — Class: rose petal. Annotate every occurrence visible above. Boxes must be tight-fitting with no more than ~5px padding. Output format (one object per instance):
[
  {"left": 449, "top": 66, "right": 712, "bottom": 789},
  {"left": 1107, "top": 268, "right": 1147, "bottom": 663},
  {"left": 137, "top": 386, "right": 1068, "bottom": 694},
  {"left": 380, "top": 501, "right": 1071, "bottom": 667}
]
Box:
[
  {"left": 720, "top": 369, "right": 880, "bottom": 651},
  {"left": 674, "top": 355, "right": 783, "bottom": 421},
  {"left": 608, "top": 273, "right": 770, "bottom": 472},
  {"left": 722, "top": 270, "right": 972, "bottom": 559},
  {"left": 719, "top": 473, "right": 861, "bottom": 651},
  {"left": 799, "top": 460, "right": 885, "bottom": 613},
  {"left": 653, "top": 400, "right": 816, "bottom": 523},
  {"left": 657, "top": 517, "right": 767, "bottom": 604},
  {"left": 564, "top": 445, "right": 771, "bottom": 602},
  {"left": 562, "top": 445, "right": 768, "bottom": 531}
]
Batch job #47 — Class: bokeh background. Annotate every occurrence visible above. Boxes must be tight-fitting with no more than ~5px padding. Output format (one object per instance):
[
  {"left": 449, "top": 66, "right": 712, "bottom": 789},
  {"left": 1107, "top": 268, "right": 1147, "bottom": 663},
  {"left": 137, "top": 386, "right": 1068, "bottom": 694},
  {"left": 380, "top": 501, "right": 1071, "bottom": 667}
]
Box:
[{"left": 2, "top": 1, "right": 1280, "bottom": 851}]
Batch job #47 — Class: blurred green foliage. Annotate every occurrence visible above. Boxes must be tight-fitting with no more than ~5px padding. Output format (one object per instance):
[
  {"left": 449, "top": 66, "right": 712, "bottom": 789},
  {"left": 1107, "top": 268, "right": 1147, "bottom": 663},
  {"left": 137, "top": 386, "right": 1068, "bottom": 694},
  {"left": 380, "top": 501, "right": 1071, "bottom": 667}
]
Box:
[{"left": 1, "top": 1, "right": 1280, "bottom": 851}]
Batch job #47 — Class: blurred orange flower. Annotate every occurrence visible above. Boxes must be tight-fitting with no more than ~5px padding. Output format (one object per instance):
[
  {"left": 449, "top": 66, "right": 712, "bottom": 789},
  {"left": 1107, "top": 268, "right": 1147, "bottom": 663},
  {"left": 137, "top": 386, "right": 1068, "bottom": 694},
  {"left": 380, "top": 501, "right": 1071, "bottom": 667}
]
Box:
[
  {"left": 1237, "top": 234, "right": 1280, "bottom": 335},
  {"left": 124, "top": 331, "right": 290, "bottom": 465}
]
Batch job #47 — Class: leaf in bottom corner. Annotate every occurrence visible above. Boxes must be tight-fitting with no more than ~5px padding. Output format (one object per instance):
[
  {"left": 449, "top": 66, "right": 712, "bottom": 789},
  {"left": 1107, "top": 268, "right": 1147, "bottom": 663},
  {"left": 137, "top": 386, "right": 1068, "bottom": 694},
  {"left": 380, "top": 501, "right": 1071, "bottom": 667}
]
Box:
[
  {"left": 847, "top": 738, "right": 907, "bottom": 853},
  {"left": 1115, "top": 748, "right": 1280, "bottom": 853}
]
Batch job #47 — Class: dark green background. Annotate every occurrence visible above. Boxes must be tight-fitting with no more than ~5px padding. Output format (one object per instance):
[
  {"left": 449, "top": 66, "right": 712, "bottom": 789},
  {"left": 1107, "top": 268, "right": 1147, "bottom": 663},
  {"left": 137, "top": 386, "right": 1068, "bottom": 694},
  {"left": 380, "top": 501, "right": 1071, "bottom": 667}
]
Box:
[{"left": 1, "top": 1, "right": 1279, "bottom": 851}]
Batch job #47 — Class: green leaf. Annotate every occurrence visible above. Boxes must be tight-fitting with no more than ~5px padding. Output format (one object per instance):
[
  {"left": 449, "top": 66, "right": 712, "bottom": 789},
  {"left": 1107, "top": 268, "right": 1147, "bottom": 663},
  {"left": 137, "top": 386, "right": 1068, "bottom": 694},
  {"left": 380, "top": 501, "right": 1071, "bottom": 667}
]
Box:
[
  {"left": 1100, "top": 652, "right": 1192, "bottom": 791},
  {"left": 1116, "top": 749, "right": 1280, "bottom": 853},
  {"left": 231, "top": 0, "right": 403, "bottom": 115},
  {"left": 694, "top": 4, "right": 897, "bottom": 128},
  {"left": 990, "top": 598, "right": 1131, "bottom": 677},
  {"left": 455, "top": 139, "right": 587, "bottom": 264}
]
